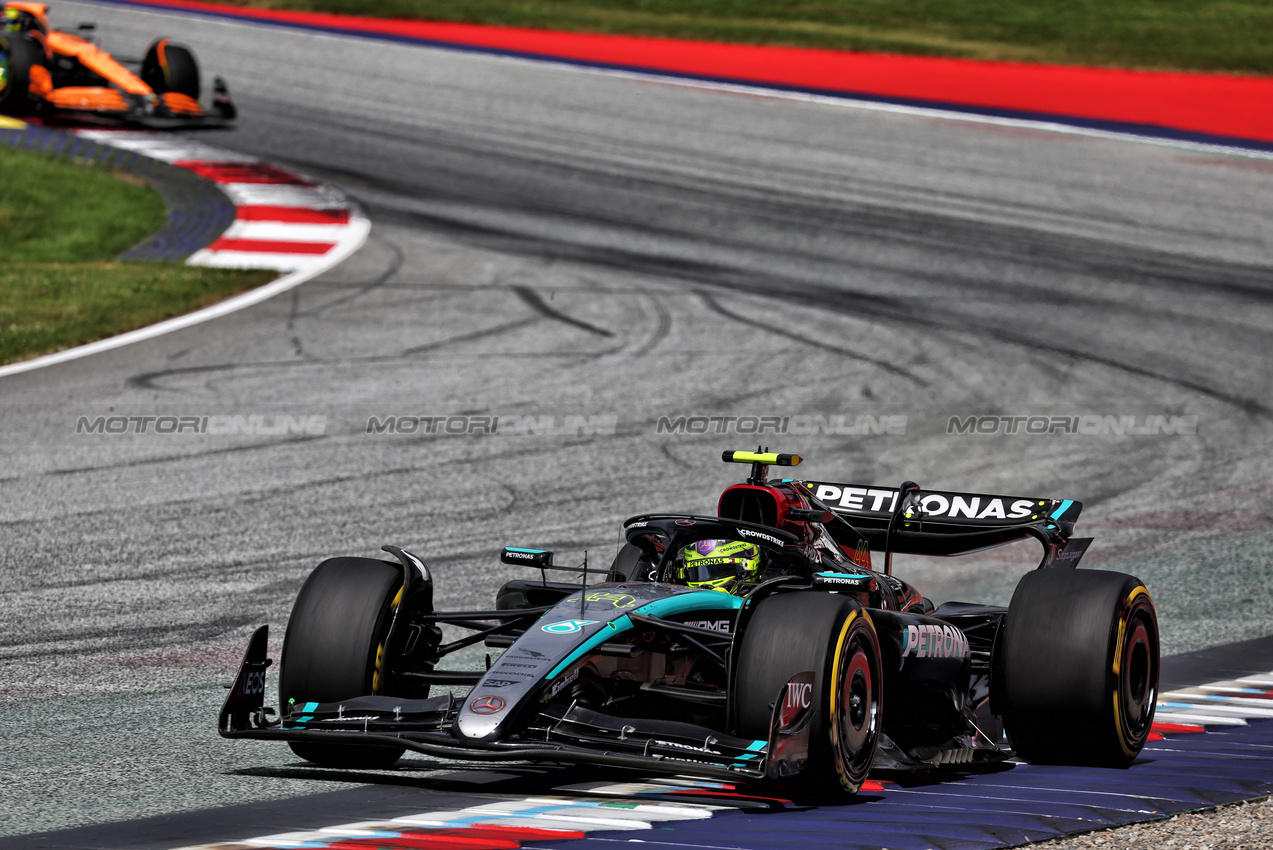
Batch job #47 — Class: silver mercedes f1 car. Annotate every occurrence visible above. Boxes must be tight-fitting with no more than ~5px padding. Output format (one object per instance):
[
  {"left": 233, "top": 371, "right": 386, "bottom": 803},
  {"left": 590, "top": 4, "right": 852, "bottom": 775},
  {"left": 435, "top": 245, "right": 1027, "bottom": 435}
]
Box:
[{"left": 220, "top": 450, "right": 1159, "bottom": 798}]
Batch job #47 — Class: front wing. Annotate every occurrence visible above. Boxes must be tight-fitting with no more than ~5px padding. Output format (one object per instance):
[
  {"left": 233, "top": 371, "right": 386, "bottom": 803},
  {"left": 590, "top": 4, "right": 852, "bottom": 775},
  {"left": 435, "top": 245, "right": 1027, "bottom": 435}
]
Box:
[
  {"left": 220, "top": 626, "right": 809, "bottom": 783},
  {"left": 37, "top": 105, "right": 234, "bottom": 130}
]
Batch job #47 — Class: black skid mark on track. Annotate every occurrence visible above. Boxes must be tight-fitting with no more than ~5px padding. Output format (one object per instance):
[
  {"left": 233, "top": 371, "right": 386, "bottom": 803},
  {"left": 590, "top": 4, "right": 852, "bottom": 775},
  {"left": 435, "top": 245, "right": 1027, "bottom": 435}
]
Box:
[
  {"left": 126, "top": 315, "right": 547, "bottom": 389},
  {"left": 660, "top": 443, "right": 694, "bottom": 470},
  {"left": 345, "top": 148, "right": 1273, "bottom": 418},
  {"left": 128, "top": 359, "right": 315, "bottom": 391},
  {"left": 0, "top": 615, "right": 261, "bottom": 657},
  {"left": 512, "top": 286, "right": 613, "bottom": 337},
  {"left": 402, "top": 317, "right": 539, "bottom": 356},
  {"left": 373, "top": 204, "right": 731, "bottom": 283},
  {"left": 47, "top": 435, "right": 325, "bottom": 477},
  {"left": 286, "top": 290, "right": 306, "bottom": 357},
  {"left": 127, "top": 279, "right": 624, "bottom": 390},
  {"left": 238, "top": 120, "right": 1272, "bottom": 418},
  {"left": 125, "top": 347, "right": 605, "bottom": 392},
  {"left": 337, "top": 132, "right": 1273, "bottom": 309},
  {"left": 629, "top": 293, "right": 673, "bottom": 358},
  {"left": 696, "top": 289, "right": 925, "bottom": 384},
  {"left": 442, "top": 439, "right": 615, "bottom": 471},
  {"left": 293, "top": 236, "right": 407, "bottom": 321},
  {"left": 706, "top": 276, "right": 1273, "bottom": 420},
  {"left": 1, "top": 466, "right": 400, "bottom": 533},
  {"left": 285, "top": 289, "right": 300, "bottom": 333}
]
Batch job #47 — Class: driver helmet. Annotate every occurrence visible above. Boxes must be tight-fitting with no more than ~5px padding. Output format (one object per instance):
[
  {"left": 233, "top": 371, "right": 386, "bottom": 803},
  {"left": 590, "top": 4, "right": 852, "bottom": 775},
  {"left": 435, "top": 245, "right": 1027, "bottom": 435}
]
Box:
[
  {"left": 3, "top": 5, "right": 46, "bottom": 37},
  {"left": 674, "top": 538, "right": 761, "bottom": 593},
  {"left": 3, "top": 6, "right": 26, "bottom": 32}
]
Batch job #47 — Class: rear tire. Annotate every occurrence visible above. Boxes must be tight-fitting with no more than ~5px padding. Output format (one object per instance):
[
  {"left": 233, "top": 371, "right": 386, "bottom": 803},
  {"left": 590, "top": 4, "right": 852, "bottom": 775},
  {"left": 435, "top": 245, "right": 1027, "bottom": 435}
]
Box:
[
  {"left": 280, "top": 557, "right": 406, "bottom": 769},
  {"left": 0, "top": 35, "right": 45, "bottom": 114},
  {"left": 736, "top": 592, "right": 881, "bottom": 797},
  {"left": 141, "top": 39, "right": 200, "bottom": 99},
  {"left": 999, "top": 569, "right": 1159, "bottom": 766}
]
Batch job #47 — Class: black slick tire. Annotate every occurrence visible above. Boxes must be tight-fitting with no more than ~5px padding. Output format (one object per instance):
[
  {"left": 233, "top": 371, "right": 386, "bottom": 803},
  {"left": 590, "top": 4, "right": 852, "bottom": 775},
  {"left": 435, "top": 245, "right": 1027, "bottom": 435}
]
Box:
[
  {"left": 279, "top": 557, "right": 405, "bottom": 769},
  {"left": 999, "top": 568, "right": 1159, "bottom": 766},
  {"left": 735, "top": 591, "right": 882, "bottom": 798},
  {"left": 140, "top": 39, "right": 199, "bottom": 99},
  {"left": 0, "top": 34, "right": 45, "bottom": 113}
]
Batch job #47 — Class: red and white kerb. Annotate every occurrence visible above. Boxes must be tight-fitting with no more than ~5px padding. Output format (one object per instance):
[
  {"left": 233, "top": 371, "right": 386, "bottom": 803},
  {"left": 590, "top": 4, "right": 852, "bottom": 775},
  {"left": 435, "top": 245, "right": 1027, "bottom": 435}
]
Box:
[{"left": 78, "top": 130, "right": 368, "bottom": 272}]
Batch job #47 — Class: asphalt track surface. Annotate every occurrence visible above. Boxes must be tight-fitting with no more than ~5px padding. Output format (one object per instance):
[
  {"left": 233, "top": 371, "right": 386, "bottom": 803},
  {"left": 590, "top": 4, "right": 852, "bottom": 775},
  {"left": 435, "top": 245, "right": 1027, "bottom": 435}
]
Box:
[{"left": 2, "top": 0, "right": 1273, "bottom": 840}]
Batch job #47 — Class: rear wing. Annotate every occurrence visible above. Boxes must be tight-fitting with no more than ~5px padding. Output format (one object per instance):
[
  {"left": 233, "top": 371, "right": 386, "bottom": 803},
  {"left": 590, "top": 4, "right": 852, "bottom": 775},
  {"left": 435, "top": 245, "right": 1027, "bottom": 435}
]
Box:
[
  {"left": 805, "top": 481, "right": 1079, "bottom": 528},
  {"left": 796, "top": 480, "right": 1086, "bottom": 566}
]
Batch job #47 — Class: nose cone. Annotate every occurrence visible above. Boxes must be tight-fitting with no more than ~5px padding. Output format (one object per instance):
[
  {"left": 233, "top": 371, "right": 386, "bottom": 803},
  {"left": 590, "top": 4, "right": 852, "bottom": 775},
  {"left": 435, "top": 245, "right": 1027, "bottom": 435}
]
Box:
[{"left": 454, "top": 693, "right": 509, "bottom": 741}]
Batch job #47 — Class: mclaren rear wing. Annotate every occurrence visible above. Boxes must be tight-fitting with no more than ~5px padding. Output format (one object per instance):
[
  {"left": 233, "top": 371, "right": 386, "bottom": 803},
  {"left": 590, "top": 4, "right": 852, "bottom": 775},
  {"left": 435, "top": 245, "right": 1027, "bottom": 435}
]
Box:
[{"left": 795, "top": 480, "right": 1089, "bottom": 569}]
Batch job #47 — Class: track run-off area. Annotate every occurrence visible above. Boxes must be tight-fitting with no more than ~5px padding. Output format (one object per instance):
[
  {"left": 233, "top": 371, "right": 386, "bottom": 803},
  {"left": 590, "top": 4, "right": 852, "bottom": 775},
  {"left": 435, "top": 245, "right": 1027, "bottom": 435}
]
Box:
[{"left": 2, "top": 0, "right": 1272, "bottom": 845}]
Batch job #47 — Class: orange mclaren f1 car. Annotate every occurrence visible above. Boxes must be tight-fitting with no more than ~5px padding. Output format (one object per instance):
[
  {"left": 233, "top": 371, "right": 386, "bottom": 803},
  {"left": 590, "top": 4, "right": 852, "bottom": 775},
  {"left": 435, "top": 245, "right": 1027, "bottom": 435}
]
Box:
[{"left": 0, "top": 1, "right": 234, "bottom": 127}]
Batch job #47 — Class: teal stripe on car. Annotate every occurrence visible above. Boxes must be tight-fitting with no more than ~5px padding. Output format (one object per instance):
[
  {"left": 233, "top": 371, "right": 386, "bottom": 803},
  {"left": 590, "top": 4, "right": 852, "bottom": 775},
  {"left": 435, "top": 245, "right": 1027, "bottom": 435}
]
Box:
[
  {"left": 638, "top": 590, "right": 744, "bottom": 618},
  {"left": 547, "top": 614, "right": 634, "bottom": 679},
  {"left": 290, "top": 701, "right": 321, "bottom": 726},
  {"left": 733, "top": 740, "right": 768, "bottom": 766},
  {"left": 546, "top": 591, "right": 742, "bottom": 679},
  {"left": 1051, "top": 499, "right": 1074, "bottom": 519}
]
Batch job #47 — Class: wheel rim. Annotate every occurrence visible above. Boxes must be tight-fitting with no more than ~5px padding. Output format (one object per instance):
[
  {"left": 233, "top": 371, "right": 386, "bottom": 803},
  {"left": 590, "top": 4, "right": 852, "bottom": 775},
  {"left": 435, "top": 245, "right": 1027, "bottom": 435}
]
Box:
[
  {"left": 841, "top": 639, "right": 875, "bottom": 753},
  {"left": 370, "top": 587, "right": 402, "bottom": 695},
  {"left": 831, "top": 619, "right": 880, "bottom": 793},
  {"left": 1119, "top": 608, "right": 1156, "bottom": 741}
]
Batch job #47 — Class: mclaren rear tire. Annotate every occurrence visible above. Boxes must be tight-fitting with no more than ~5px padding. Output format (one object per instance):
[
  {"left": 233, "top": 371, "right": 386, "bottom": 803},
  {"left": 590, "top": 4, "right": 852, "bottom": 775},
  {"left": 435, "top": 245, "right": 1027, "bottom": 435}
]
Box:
[
  {"left": 141, "top": 39, "right": 200, "bottom": 99},
  {"left": 999, "top": 568, "right": 1159, "bottom": 766},
  {"left": 735, "top": 591, "right": 882, "bottom": 798},
  {"left": 279, "top": 557, "right": 406, "bottom": 769}
]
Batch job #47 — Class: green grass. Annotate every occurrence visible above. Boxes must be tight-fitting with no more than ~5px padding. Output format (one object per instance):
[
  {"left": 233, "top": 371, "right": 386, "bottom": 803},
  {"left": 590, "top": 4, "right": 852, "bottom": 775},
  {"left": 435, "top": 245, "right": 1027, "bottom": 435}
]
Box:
[
  {"left": 0, "top": 145, "right": 274, "bottom": 367},
  {"left": 0, "top": 145, "right": 167, "bottom": 262},
  {"left": 224, "top": 0, "right": 1273, "bottom": 75}
]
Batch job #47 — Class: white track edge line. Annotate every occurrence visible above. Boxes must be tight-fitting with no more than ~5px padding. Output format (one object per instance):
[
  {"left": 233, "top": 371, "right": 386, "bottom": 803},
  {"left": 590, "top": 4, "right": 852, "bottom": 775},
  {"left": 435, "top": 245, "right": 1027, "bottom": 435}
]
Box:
[{"left": 0, "top": 215, "right": 369, "bottom": 380}]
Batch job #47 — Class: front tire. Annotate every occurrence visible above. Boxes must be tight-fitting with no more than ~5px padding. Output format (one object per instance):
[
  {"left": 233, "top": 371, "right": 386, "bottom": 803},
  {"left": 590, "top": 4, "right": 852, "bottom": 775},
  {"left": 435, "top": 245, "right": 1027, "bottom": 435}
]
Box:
[
  {"left": 279, "top": 557, "right": 406, "bottom": 768},
  {"left": 735, "top": 592, "right": 882, "bottom": 797},
  {"left": 999, "top": 569, "right": 1159, "bottom": 766},
  {"left": 141, "top": 39, "right": 200, "bottom": 99}
]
